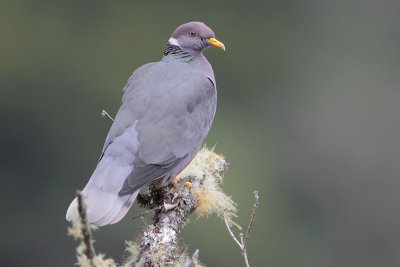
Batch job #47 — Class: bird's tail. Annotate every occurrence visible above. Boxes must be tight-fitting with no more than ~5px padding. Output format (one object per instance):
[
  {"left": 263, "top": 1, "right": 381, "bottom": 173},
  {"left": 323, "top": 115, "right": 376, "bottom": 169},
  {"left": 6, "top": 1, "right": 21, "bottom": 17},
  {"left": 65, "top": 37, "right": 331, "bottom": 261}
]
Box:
[{"left": 66, "top": 156, "right": 138, "bottom": 226}]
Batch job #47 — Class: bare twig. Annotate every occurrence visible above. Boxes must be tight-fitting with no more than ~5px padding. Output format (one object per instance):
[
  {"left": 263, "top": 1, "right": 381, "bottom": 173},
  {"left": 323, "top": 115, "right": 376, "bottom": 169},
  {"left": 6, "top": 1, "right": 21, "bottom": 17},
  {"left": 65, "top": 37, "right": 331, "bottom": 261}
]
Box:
[
  {"left": 223, "top": 190, "right": 259, "bottom": 267},
  {"left": 101, "top": 109, "right": 114, "bottom": 122},
  {"left": 240, "top": 233, "right": 250, "bottom": 267},
  {"left": 131, "top": 207, "right": 161, "bottom": 220},
  {"left": 224, "top": 215, "right": 243, "bottom": 249},
  {"left": 76, "top": 190, "right": 96, "bottom": 265},
  {"left": 244, "top": 190, "right": 259, "bottom": 248}
]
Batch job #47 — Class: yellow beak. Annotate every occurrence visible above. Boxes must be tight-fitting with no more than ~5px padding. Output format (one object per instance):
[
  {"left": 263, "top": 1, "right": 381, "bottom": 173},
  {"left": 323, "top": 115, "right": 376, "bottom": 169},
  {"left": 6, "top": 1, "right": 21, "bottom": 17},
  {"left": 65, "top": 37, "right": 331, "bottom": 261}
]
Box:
[{"left": 208, "top": 38, "right": 226, "bottom": 51}]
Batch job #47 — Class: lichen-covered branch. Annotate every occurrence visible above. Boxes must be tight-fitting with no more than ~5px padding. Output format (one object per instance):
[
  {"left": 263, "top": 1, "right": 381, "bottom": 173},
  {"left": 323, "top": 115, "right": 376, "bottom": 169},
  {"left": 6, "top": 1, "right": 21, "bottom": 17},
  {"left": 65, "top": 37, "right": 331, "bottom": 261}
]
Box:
[
  {"left": 68, "top": 193, "right": 116, "bottom": 267},
  {"left": 77, "top": 191, "right": 96, "bottom": 264},
  {"left": 126, "top": 148, "right": 234, "bottom": 266},
  {"left": 68, "top": 147, "right": 240, "bottom": 267},
  {"left": 183, "top": 250, "right": 200, "bottom": 267}
]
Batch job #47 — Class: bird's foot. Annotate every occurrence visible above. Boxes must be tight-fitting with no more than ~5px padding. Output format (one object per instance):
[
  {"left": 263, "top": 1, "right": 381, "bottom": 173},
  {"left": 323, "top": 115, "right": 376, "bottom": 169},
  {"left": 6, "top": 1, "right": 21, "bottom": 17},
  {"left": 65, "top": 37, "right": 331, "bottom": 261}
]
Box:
[{"left": 155, "top": 179, "right": 163, "bottom": 190}]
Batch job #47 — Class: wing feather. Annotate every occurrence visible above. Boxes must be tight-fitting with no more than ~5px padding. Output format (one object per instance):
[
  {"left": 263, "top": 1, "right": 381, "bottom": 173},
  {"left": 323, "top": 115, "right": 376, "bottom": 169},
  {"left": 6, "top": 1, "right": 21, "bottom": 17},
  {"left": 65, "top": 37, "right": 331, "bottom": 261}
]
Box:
[{"left": 117, "top": 62, "right": 217, "bottom": 195}]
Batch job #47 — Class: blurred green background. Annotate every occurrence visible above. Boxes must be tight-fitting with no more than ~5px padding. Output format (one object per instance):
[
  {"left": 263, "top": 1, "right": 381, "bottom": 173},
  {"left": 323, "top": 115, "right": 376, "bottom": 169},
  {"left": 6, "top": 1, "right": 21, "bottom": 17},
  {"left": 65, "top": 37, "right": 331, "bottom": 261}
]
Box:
[{"left": 2, "top": 0, "right": 400, "bottom": 266}]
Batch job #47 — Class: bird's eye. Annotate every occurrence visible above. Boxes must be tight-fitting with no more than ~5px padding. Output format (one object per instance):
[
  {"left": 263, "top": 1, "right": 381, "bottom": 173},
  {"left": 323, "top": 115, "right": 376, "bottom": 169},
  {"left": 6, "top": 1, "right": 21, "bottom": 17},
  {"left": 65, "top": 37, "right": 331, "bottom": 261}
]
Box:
[{"left": 189, "top": 31, "right": 197, "bottom": 37}]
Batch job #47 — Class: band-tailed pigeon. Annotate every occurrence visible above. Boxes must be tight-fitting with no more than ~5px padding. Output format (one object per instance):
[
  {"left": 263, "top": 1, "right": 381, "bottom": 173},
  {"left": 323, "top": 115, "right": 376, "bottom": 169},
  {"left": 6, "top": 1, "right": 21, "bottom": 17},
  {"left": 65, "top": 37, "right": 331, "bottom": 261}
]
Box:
[{"left": 66, "top": 22, "right": 225, "bottom": 226}]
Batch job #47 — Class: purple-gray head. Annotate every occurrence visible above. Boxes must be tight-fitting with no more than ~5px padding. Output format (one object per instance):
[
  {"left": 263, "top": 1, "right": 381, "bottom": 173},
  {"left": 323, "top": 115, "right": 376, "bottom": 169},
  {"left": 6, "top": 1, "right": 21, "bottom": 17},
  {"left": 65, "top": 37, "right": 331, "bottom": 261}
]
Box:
[{"left": 168, "top": 21, "right": 225, "bottom": 52}]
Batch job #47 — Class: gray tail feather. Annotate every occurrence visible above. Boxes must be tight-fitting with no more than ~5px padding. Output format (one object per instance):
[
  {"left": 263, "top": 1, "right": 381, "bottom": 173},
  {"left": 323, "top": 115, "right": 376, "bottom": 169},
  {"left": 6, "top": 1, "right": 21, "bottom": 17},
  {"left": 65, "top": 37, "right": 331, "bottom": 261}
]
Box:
[
  {"left": 66, "top": 188, "right": 139, "bottom": 226},
  {"left": 66, "top": 150, "right": 139, "bottom": 226}
]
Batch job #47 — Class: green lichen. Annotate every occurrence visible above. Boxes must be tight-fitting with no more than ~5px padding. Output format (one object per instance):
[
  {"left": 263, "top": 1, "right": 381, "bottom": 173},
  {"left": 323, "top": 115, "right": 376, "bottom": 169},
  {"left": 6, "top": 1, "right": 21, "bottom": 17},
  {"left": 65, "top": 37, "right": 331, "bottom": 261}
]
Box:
[{"left": 178, "top": 147, "right": 241, "bottom": 230}]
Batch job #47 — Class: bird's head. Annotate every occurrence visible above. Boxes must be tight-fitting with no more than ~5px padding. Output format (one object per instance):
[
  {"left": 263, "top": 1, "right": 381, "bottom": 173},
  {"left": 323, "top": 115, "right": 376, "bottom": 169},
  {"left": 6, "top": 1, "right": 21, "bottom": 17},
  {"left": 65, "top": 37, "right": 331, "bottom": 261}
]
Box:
[{"left": 168, "top": 21, "right": 225, "bottom": 52}]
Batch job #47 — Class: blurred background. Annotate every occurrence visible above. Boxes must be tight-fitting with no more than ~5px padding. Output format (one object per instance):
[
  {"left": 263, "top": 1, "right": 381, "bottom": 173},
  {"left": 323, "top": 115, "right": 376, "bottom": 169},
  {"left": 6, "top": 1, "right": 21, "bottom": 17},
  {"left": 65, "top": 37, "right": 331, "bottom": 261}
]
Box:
[{"left": 1, "top": 0, "right": 400, "bottom": 266}]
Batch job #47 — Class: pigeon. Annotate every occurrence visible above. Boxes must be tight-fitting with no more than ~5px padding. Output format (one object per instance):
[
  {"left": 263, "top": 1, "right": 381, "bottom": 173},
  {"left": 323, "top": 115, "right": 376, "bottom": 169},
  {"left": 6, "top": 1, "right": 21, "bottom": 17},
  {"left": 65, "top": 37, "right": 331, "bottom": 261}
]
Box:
[{"left": 66, "top": 22, "right": 225, "bottom": 226}]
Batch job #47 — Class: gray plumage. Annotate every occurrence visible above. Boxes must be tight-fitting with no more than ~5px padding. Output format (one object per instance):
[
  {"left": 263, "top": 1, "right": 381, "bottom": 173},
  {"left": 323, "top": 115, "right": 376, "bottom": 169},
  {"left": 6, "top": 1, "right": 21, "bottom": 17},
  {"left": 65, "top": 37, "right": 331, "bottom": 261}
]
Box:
[{"left": 66, "top": 22, "right": 224, "bottom": 226}]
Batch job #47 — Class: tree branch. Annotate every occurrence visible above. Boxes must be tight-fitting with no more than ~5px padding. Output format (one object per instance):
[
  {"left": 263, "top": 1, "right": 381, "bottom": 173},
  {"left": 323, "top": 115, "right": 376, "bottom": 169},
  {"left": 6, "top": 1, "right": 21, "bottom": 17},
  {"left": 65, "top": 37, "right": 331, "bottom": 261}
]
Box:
[
  {"left": 101, "top": 109, "right": 114, "bottom": 122},
  {"left": 183, "top": 249, "right": 200, "bottom": 267},
  {"left": 133, "top": 149, "right": 230, "bottom": 266},
  {"left": 244, "top": 191, "right": 259, "bottom": 248},
  {"left": 224, "top": 190, "right": 259, "bottom": 267},
  {"left": 224, "top": 214, "right": 243, "bottom": 249},
  {"left": 76, "top": 190, "right": 96, "bottom": 266},
  {"left": 68, "top": 147, "right": 241, "bottom": 267}
]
